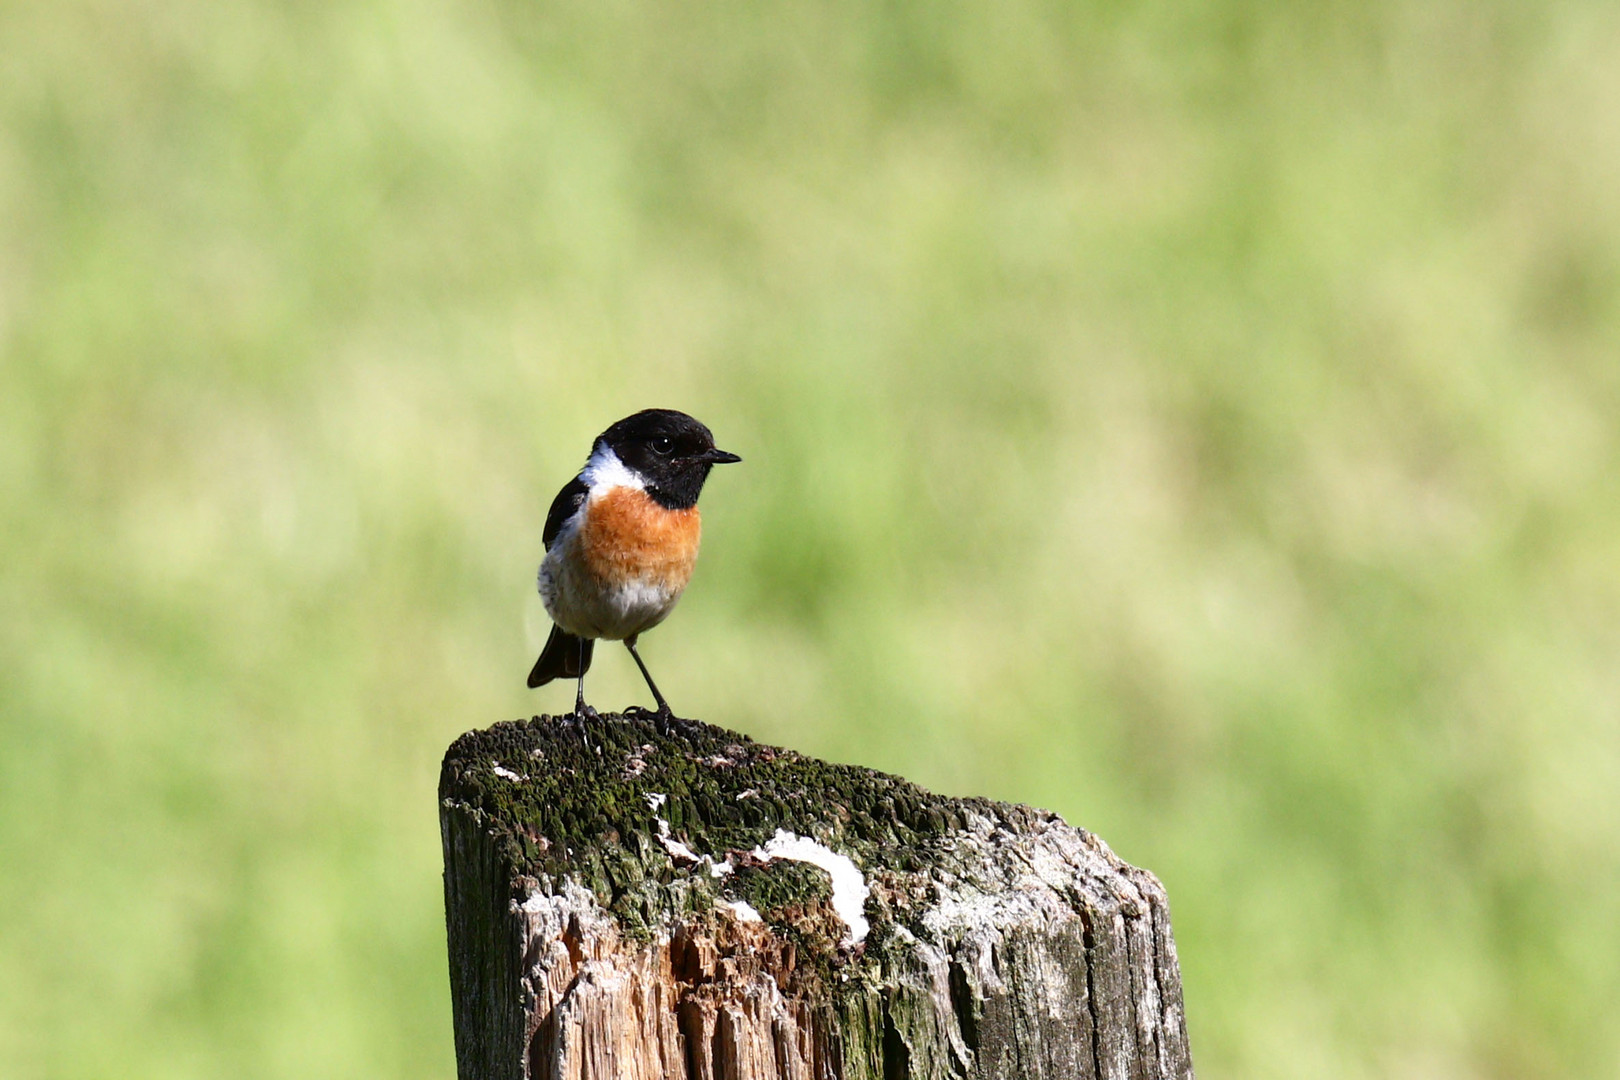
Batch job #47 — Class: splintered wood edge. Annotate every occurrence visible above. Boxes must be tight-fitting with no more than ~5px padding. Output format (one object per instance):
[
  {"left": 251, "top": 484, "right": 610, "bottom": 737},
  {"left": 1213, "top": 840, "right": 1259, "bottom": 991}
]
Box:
[{"left": 441, "top": 713, "right": 1193, "bottom": 1080}]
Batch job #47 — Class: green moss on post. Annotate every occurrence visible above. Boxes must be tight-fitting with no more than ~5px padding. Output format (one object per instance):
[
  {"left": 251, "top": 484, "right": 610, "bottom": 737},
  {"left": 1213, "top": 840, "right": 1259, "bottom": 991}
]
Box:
[{"left": 440, "top": 712, "right": 1194, "bottom": 1080}]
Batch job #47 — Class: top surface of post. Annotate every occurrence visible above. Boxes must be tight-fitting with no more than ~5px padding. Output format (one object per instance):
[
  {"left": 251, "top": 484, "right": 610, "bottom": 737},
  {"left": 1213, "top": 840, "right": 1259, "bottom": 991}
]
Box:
[{"left": 442, "top": 710, "right": 1040, "bottom": 931}]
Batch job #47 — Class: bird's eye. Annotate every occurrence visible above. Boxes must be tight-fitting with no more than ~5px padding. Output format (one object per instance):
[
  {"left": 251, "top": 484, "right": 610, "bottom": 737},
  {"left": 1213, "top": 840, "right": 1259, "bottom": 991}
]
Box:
[{"left": 651, "top": 437, "right": 674, "bottom": 455}]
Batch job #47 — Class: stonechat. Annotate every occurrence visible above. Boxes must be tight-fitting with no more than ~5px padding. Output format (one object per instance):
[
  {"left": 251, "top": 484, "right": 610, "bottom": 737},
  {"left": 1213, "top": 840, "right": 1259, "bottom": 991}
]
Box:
[{"left": 528, "top": 409, "right": 740, "bottom": 716}]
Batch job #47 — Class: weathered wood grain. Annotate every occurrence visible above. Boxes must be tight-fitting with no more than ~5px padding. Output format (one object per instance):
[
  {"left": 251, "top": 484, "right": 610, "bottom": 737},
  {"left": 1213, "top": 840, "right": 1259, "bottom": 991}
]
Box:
[{"left": 440, "top": 712, "right": 1193, "bottom": 1080}]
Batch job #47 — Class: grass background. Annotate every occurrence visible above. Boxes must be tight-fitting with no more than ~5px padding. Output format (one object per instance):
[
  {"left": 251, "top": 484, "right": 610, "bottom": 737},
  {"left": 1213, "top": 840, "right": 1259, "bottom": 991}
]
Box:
[{"left": 4, "top": 1, "right": 1619, "bottom": 1077}]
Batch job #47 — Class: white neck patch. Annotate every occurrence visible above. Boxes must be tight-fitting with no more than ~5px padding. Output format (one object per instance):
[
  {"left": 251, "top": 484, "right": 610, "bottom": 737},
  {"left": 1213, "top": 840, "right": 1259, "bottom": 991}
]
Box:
[{"left": 579, "top": 443, "right": 645, "bottom": 492}]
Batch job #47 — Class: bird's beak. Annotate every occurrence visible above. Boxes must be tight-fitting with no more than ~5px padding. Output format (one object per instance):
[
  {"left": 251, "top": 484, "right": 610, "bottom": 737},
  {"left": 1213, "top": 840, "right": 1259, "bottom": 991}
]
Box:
[{"left": 701, "top": 448, "right": 742, "bottom": 465}]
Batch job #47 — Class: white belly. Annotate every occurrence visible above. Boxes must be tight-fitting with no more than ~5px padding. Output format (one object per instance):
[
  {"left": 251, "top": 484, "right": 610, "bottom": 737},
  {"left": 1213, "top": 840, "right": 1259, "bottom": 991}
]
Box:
[{"left": 538, "top": 531, "right": 682, "bottom": 641}]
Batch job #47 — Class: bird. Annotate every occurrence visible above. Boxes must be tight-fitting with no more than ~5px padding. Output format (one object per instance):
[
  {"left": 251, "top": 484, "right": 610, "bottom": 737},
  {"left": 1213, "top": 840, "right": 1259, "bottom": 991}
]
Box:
[{"left": 528, "top": 409, "right": 741, "bottom": 717}]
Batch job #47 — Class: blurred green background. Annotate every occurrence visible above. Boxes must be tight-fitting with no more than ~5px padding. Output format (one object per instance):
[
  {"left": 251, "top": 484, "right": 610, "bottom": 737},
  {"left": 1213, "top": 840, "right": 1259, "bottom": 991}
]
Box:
[{"left": 3, "top": 0, "right": 1618, "bottom": 1077}]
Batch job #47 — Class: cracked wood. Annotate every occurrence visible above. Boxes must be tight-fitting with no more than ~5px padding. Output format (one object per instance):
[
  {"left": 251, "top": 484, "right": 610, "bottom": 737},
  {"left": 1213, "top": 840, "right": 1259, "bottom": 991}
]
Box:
[{"left": 440, "top": 711, "right": 1195, "bottom": 1080}]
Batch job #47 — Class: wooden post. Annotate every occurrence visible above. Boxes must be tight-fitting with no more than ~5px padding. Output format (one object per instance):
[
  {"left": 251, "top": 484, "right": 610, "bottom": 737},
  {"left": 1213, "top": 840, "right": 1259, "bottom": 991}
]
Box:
[{"left": 440, "top": 712, "right": 1194, "bottom": 1080}]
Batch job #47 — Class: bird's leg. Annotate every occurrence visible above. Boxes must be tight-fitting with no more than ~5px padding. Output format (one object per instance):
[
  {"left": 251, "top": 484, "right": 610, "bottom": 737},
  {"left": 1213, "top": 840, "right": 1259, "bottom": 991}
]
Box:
[
  {"left": 574, "top": 637, "right": 597, "bottom": 720},
  {"left": 624, "top": 635, "right": 671, "bottom": 718}
]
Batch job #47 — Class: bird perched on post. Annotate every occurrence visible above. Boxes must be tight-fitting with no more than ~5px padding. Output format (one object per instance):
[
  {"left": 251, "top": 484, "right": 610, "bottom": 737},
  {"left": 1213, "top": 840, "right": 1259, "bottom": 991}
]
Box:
[{"left": 528, "top": 409, "right": 741, "bottom": 717}]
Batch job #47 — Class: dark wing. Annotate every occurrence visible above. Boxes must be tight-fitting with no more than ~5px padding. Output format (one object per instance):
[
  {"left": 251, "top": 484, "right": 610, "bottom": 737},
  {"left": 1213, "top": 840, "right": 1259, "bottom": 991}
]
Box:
[{"left": 542, "top": 475, "right": 589, "bottom": 550}]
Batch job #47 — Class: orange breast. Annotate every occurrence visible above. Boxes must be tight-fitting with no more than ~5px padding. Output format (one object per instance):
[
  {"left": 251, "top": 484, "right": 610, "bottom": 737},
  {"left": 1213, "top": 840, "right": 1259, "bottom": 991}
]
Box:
[{"left": 579, "top": 487, "right": 702, "bottom": 591}]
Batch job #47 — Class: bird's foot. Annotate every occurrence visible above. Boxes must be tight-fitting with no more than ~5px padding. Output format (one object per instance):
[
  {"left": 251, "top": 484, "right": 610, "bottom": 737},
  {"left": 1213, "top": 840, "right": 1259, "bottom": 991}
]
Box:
[
  {"left": 568, "top": 710, "right": 599, "bottom": 753},
  {"left": 624, "top": 704, "right": 676, "bottom": 732}
]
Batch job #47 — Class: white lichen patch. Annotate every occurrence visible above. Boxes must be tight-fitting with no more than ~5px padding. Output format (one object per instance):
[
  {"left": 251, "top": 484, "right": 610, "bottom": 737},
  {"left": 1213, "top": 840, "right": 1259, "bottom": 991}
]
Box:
[
  {"left": 491, "top": 763, "right": 528, "bottom": 782},
  {"left": 652, "top": 815, "right": 700, "bottom": 863},
  {"left": 622, "top": 744, "right": 654, "bottom": 778},
  {"left": 718, "top": 898, "right": 763, "bottom": 923},
  {"left": 635, "top": 819, "right": 870, "bottom": 944},
  {"left": 752, "top": 830, "right": 870, "bottom": 946}
]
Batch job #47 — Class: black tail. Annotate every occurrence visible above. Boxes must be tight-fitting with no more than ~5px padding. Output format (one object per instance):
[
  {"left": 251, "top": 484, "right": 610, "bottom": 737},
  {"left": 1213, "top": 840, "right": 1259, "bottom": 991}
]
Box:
[{"left": 527, "top": 626, "right": 594, "bottom": 688}]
